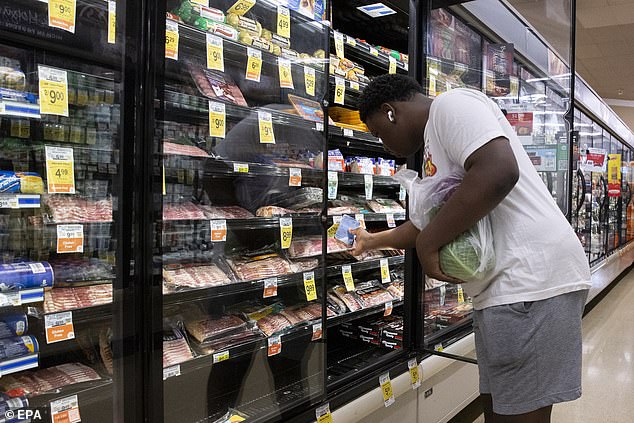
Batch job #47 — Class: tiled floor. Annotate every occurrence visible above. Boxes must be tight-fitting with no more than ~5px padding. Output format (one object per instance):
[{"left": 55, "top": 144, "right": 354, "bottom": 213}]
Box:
[{"left": 450, "top": 269, "right": 634, "bottom": 422}]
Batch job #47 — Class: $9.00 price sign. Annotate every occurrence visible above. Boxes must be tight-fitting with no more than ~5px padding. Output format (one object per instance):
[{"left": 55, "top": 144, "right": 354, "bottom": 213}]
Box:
[
  {"left": 208, "top": 101, "right": 226, "bottom": 138},
  {"left": 49, "top": 0, "right": 76, "bottom": 33},
  {"left": 39, "top": 66, "right": 69, "bottom": 117}
]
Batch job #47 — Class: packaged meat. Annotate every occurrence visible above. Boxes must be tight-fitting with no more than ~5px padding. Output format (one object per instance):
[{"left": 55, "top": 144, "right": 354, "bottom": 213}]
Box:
[
  {"left": 0, "top": 396, "right": 28, "bottom": 416},
  {"left": 0, "top": 336, "right": 38, "bottom": 361},
  {"left": 43, "top": 284, "right": 113, "bottom": 313},
  {"left": 331, "top": 286, "right": 363, "bottom": 312},
  {"left": 367, "top": 199, "right": 405, "bottom": 214},
  {"left": 267, "top": 187, "right": 323, "bottom": 210},
  {"left": 188, "top": 64, "right": 248, "bottom": 106},
  {"left": 228, "top": 301, "right": 285, "bottom": 322},
  {"left": 185, "top": 315, "right": 246, "bottom": 344},
  {"left": 348, "top": 157, "right": 375, "bottom": 174},
  {"left": 195, "top": 328, "right": 263, "bottom": 354},
  {"left": 0, "top": 313, "right": 28, "bottom": 337},
  {"left": 0, "top": 363, "right": 102, "bottom": 397},
  {"left": 163, "top": 202, "right": 207, "bottom": 221},
  {"left": 163, "top": 327, "right": 194, "bottom": 367},
  {"left": 0, "top": 262, "right": 54, "bottom": 291},
  {"left": 279, "top": 307, "right": 305, "bottom": 325},
  {"left": 163, "top": 263, "right": 232, "bottom": 292},
  {"left": 199, "top": 205, "right": 253, "bottom": 219},
  {"left": 45, "top": 195, "right": 113, "bottom": 223},
  {"left": 288, "top": 258, "right": 319, "bottom": 273},
  {"left": 354, "top": 281, "right": 395, "bottom": 308},
  {"left": 99, "top": 327, "right": 113, "bottom": 374},
  {"left": 326, "top": 292, "right": 346, "bottom": 315},
  {"left": 0, "top": 171, "right": 44, "bottom": 194},
  {"left": 297, "top": 303, "right": 324, "bottom": 320},
  {"left": 386, "top": 281, "right": 404, "bottom": 299},
  {"left": 49, "top": 257, "right": 115, "bottom": 284},
  {"left": 328, "top": 206, "right": 359, "bottom": 215},
  {"left": 256, "top": 313, "right": 292, "bottom": 337},
  {"left": 163, "top": 141, "right": 210, "bottom": 157},
  {"left": 328, "top": 149, "right": 345, "bottom": 172},
  {"left": 227, "top": 254, "right": 292, "bottom": 281},
  {"left": 256, "top": 206, "right": 294, "bottom": 217},
  {"left": 376, "top": 158, "right": 396, "bottom": 176},
  {"left": 288, "top": 236, "right": 322, "bottom": 259}
]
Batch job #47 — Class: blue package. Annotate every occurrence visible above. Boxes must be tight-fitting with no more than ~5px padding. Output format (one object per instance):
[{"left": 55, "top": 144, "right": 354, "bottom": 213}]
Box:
[
  {"left": 0, "top": 171, "right": 20, "bottom": 193},
  {"left": 0, "top": 262, "right": 54, "bottom": 292},
  {"left": 0, "top": 335, "right": 38, "bottom": 361},
  {"left": 335, "top": 215, "right": 360, "bottom": 246},
  {"left": 0, "top": 396, "right": 28, "bottom": 416},
  {"left": 0, "top": 313, "right": 28, "bottom": 338}
]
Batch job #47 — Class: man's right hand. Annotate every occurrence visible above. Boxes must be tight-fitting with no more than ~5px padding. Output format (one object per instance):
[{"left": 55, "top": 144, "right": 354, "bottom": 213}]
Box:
[{"left": 350, "top": 227, "right": 373, "bottom": 256}]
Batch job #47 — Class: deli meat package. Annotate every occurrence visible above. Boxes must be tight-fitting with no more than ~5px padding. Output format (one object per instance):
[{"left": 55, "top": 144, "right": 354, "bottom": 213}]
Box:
[
  {"left": 256, "top": 313, "right": 292, "bottom": 337},
  {"left": 0, "top": 363, "right": 102, "bottom": 396},
  {"left": 49, "top": 257, "right": 115, "bottom": 285},
  {"left": 163, "top": 263, "right": 233, "bottom": 292},
  {"left": 367, "top": 198, "right": 405, "bottom": 214},
  {"left": 289, "top": 258, "right": 319, "bottom": 273},
  {"left": 163, "top": 141, "right": 210, "bottom": 158},
  {"left": 288, "top": 236, "right": 321, "bottom": 259},
  {"left": 163, "top": 327, "right": 194, "bottom": 367},
  {"left": 200, "top": 205, "right": 254, "bottom": 219},
  {"left": 162, "top": 202, "right": 207, "bottom": 221},
  {"left": 227, "top": 254, "right": 292, "bottom": 281},
  {"left": 185, "top": 315, "right": 247, "bottom": 344},
  {"left": 267, "top": 187, "right": 323, "bottom": 210},
  {"left": 196, "top": 328, "right": 263, "bottom": 355},
  {"left": 45, "top": 195, "right": 113, "bottom": 223},
  {"left": 354, "top": 281, "right": 395, "bottom": 308},
  {"left": 330, "top": 286, "right": 363, "bottom": 312},
  {"left": 188, "top": 64, "right": 248, "bottom": 107},
  {"left": 44, "top": 284, "right": 113, "bottom": 313}
]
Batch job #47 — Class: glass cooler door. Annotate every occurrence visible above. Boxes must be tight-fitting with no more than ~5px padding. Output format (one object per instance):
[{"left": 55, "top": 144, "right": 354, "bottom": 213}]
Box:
[
  {"left": 153, "top": 1, "right": 329, "bottom": 421},
  {"left": 0, "top": 0, "right": 132, "bottom": 421}
]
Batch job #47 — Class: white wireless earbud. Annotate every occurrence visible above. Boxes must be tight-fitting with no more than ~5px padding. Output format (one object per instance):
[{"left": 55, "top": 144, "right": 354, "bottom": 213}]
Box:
[{"left": 387, "top": 110, "right": 395, "bottom": 122}]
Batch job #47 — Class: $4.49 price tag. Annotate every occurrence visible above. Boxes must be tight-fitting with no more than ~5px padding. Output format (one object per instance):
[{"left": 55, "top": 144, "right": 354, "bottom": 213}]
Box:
[
  {"left": 408, "top": 358, "right": 422, "bottom": 390},
  {"left": 268, "top": 335, "right": 281, "bottom": 357},
  {"left": 315, "top": 403, "right": 333, "bottom": 423},
  {"left": 45, "top": 311, "right": 75, "bottom": 344},
  {"left": 39, "top": 65, "right": 69, "bottom": 117},
  {"left": 206, "top": 33, "right": 224, "bottom": 71},
  {"left": 289, "top": 168, "right": 301, "bottom": 187},
  {"left": 208, "top": 101, "right": 226, "bottom": 138},
  {"left": 342, "top": 265, "right": 355, "bottom": 291},
  {"left": 50, "top": 394, "right": 81, "bottom": 423},
  {"left": 380, "top": 258, "right": 391, "bottom": 284},
  {"left": 379, "top": 373, "right": 395, "bottom": 407},
  {"left": 304, "top": 66, "right": 316, "bottom": 97},
  {"left": 57, "top": 224, "right": 84, "bottom": 254},
  {"left": 303, "top": 271, "right": 317, "bottom": 302},
  {"left": 210, "top": 220, "right": 227, "bottom": 242},
  {"left": 263, "top": 277, "right": 278, "bottom": 298},
  {"left": 246, "top": 48, "right": 263, "bottom": 82},
  {"left": 45, "top": 146, "right": 75, "bottom": 194},
  {"left": 165, "top": 19, "right": 179, "bottom": 60},
  {"left": 280, "top": 217, "right": 292, "bottom": 249},
  {"left": 334, "top": 77, "right": 345, "bottom": 105},
  {"left": 49, "top": 0, "right": 76, "bottom": 33},
  {"left": 277, "top": 5, "right": 291, "bottom": 38},
  {"left": 278, "top": 58, "right": 294, "bottom": 89},
  {"left": 258, "top": 110, "right": 275, "bottom": 144}
]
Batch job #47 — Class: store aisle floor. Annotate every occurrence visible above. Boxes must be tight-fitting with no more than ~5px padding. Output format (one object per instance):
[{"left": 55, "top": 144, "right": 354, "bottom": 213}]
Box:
[{"left": 451, "top": 269, "right": 634, "bottom": 423}]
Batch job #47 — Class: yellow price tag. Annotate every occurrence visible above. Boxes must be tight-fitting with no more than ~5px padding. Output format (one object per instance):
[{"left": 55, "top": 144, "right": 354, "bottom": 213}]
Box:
[
  {"left": 334, "top": 77, "right": 345, "bottom": 105},
  {"left": 457, "top": 286, "right": 465, "bottom": 303},
  {"left": 435, "top": 343, "right": 444, "bottom": 352},
  {"left": 233, "top": 163, "right": 249, "bottom": 173},
  {"left": 389, "top": 57, "right": 397, "bottom": 74},
  {"left": 315, "top": 404, "right": 333, "bottom": 423},
  {"left": 228, "top": 0, "right": 256, "bottom": 16},
  {"left": 162, "top": 164, "right": 166, "bottom": 196},
  {"left": 278, "top": 58, "right": 294, "bottom": 89},
  {"left": 349, "top": 81, "right": 360, "bottom": 91},
  {"left": 346, "top": 35, "right": 356, "bottom": 47},
  {"left": 380, "top": 258, "right": 391, "bottom": 283},
  {"left": 258, "top": 111, "right": 275, "bottom": 144},
  {"left": 49, "top": 0, "right": 76, "bottom": 33},
  {"left": 277, "top": 5, "right": 291, "bottom": 38},
  {"left": 165, "top": 20, "right": 179, "bottom": 60},
  {"left": 370, "top": 47, "right": 379, "bottom": 57},
  {"left": 209, "top": 101, "right": 226, "bottom": 138},
  {"left": 342, "top": 265, "right": 354, "bottom": 292},
  {"left": 206, "top": 34, "right": 224, "bottom": 71},
  {"left": 280, "top": 217, "right": 292, "bottom": 249},
  {"left": 304, "top": 66, "right": 316, "bottom": 97},
  {"left": 191, "top": 0, "right": 208, "bottom": 5},
  {"left": 107, "top": 0, "right": 116, "bottom": 44},
  {"left": 303, "top": 271, "right": 317, "bottom": 302},
  {"left": 213, "top": 351, "right": 230, "bottom": 363},
  {"left": 408, "top": 358, "right": 421, "bottom": 389},
  {"left": 38, "top": 66, "right": 69, "bottom": 117},
  {"left": 429, "top": 75, "right": 437, "bottom": 97},
  {"left": 246, "top": 48, "right": 262, "bottom": 82},
  {"left": 379, "top": 373, "right": 395, "bottom": 407},
  {"left": 326, "top": 223, "right": 339, "bottom": 238},
  {"left": 334, "top": 31, "right": 345, "bottom": 59},
  {"left": 45, "top": 146, "right": 75, "bottom": 194}
]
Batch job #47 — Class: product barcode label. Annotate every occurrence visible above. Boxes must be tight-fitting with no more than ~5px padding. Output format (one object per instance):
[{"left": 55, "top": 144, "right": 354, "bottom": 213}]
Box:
[
  {"left": 328, "top": 171, "right": 338, "bottom": 199},
  {"left": 289, "top": 168, "right": 302, "bottom": 187},
  {"left": 315, "top": 403, "right": 333, "bottom": 423},
  {"left": 342, "top": 265, "right": 354, "bottom": 291},
  {"left": 163, "top": 365, "right": 181, "bottom": 380}
]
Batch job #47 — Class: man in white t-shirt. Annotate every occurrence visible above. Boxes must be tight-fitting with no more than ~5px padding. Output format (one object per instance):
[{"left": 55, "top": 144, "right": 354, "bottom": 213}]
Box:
[{"left": 353, "top": 74, "right": 591, "bottom": 422}]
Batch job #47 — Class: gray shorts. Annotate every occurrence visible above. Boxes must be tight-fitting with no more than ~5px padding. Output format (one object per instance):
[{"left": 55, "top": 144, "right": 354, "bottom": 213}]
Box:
[{"left": 473, "top": 289, "right": 589, "bottom": 415}]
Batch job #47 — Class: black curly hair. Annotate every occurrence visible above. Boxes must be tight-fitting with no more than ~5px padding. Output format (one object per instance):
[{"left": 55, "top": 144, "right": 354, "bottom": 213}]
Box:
[{"left": 358, "top": 74, "right": 423, "bottom": 122}]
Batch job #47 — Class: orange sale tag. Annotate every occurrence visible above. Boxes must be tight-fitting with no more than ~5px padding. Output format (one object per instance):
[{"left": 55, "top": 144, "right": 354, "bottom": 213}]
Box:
[
  {"left": 263, "top": 277, "right": 278, "bottom": 298},
  {"left": 312, "top": 322, "right": 322, "bottom": 341},
  {"left": 49, "top": 0, "right": 76, "bottom": 33},
  {"left": 210, "top": 220, "right": 227, "bottom": 242},
  {"left": 289, "top": 168, "right": 302, "bottom": 186},
  {"left": 45, "top": 311, "right": 75, "bottom": 344},
  {"left": 384, "top": 301, "right": 393, "bottom": 316},
  {"left": 50, "top": 395, "right": 81, "bottom": 423},
  {"left": 268, "top": 335, "right": 281, "bottom": 356},
  {"left": 57, "top": 224, "right": 83, "bottom": 254}
]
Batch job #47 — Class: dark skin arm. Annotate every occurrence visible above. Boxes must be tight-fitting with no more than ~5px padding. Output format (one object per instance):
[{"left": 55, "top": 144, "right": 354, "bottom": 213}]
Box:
[
  {"left": 350, "top": 220, "right": 419, "bottom": 255},
  {"left": 417, "top": 137, "right": 519, "bottom": 283}
]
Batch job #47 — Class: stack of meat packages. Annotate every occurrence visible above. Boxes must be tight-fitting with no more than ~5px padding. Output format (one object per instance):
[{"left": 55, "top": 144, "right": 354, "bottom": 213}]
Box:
[
  {"left": 338, "top": 314, "right": 403, "bottom": 350},
  {"left": 43, "top": 284, "right": 112, "bottom": 313},
  {"left": 327, "top": 280, "right": 397, "bottom": 317},
  {"left": 185, "top": 314, "right": 262, "bottom": 355}
]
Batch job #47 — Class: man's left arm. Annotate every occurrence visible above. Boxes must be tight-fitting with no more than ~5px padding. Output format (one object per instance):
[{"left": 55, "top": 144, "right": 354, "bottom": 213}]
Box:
[{"left": 416, "top": 136, "right": 519, "bottom": 282}]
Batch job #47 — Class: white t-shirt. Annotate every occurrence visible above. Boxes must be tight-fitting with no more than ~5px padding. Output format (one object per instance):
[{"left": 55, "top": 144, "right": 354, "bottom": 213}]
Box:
[{"left": 423, "top": 88, "right": 591, "bottom": 310}]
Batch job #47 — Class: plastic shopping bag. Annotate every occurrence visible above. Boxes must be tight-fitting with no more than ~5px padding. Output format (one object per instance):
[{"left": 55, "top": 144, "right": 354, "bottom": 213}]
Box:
[{"left": 394, "top": 169, "right": 495, "bottom": 282}]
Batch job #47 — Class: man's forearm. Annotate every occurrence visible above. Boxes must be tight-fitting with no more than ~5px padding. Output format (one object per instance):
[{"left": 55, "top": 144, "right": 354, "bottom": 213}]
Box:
[{"left": 368, "top": 220, "right": 419, "bottom": 250}]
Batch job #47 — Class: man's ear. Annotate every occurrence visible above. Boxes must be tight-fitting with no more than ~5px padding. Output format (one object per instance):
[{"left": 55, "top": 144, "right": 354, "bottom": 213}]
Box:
[{"left": 380, "top": 103, "right": 396, "bottom": 123}]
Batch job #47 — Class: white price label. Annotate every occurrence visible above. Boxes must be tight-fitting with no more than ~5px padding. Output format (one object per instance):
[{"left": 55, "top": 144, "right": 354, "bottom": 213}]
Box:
[
  {"left": 246, "top": 47, "right": 263, "bottom": 82},
  {"left": 343, "top": 128, "right": 354, "bottom": 137},
  {"left": 370, "top": 47, "right": 379, "bottom": 57},
  {"left": 384, "top": 300, "right": 393, "bottom": 316},
  {"left": 457, "top": 285, "right": 465, "bottom": 303},
  {"left": 349, "top": 81, "right": 360, "bottom": 91},
  {"left": 399, "top": 185, "right": 407, "bottom": 201},
  {"left": 263, "top": 277, "right": 278, "bottom": 298},
  {"left": 39, "top": 66, "right": 69, "bottom": 117},
  {"left": 315, "top": 403, "right": 333, "bottom": 423},
  {"left": 379, "top": 373, "right": 395, "bottom": 407},
  {"left": 303, "top": 271, "right": 317, "bottom": 301},
  {"left": 210, "top": 220, "right": 227, "bottom": 242},
  {"left": 0, "top": 291, "right": 21, "bottom": 307},
  {"left": 328, "top": 171, "right": 338, "bottom": 199},
  {"left": 50, "top": 395, "right": 80, "bottom": 423},
  {"left": 386, "top": 213, "right": 396, "bottom": 228},
  {"left": 342, "top": 265, "right": 354, "bottom": 291},
  {"left": 355, "top": 213, "right": 365, "bottom": 229},
  {"left": 213, "top": 351, "right": 230, "bottom": 363},
  {"left": 107, "top": 0, "right": 116, "bottom": 44},
  {"left": 0, "top": 197, "right": 19, "bottom": 209},
  {"left": 389, "top": 57, "right": 397, "bottom": 74},
  {"left": 289, "top": 168, "right": 302, "bottom": 186},
  {"left": 334, "top": 31, "right": 345, "bottom": 59},
  {"left": 163, "top": 365, "right": 181, "bottom": 380},
  {"left": 315, "top": 122, "right": 324, "bottom": 132},
  {"left": 206, "top": 33, "right": 225, "bottom": 72},
  {"left": 57, "top": 224, "right": 84, "bottom": 254},
  {"left": 312, "top": 322, "right": 322, "bottom": 341},
  {"left": 380, "top": 258, "right": 391, "bottom": 283},
  {"left": 233, "top": 163, "right": 249, "bottom": 173},
  {"left": 408, "top": 358, "right": 422, "bottom": 389},
  {"left": 304, "top": 66, "right": 316, "bottom": 97},
  {"left": 280, "top": 217, "right": 292, "bottom": 249},
  {"left": 278, "top": 57, "right": 294, "bottom": 89},
  {"left": 346, "top": 35, "right": 356, "bottom": 46},
  {"left": 49, "top": 0, "right": 76, "bottom": 33},
  {"left": 258, "top": 110, "right": 275, "bottom": 144},
  {"left": 334, "top": 77, "right": 345, "bottom": 105},
  {"left": 45, "top": 311, "right": 75, "bottom": 344},
  {"left": 332, "top": 215, "right": 342, "bottom": 224},
  {"left": 435, "top": 343, "right": 444, "bottom": 352},
  {"left": 165, "top": 19, "right": 179, "bottom": 60},
  {"left": 209, "top": 101, "right": 226, "bottom": 138},
  {"left": 364, "top": 174, "right": 373, "bottom": 200}
]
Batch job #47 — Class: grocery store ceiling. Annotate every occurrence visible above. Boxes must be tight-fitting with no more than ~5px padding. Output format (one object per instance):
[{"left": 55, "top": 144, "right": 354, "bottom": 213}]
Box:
[{"left": 508, "top": 0, "right": 634, "bottom": 131}]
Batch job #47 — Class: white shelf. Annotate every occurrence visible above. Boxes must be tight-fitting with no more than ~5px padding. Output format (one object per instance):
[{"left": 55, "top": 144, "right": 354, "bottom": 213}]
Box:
[{"left": 0, "top": 194, "right": 41, "bottom": 209}]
